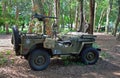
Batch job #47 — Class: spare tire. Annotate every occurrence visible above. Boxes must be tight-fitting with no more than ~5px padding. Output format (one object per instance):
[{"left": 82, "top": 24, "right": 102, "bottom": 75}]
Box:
[{"left": 12, "top": 26, "right": 21, "bottom": 55}]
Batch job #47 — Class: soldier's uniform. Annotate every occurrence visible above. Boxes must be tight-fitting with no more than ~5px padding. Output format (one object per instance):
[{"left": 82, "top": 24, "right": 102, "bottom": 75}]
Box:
[
  {"left": 52, "top": 22, "right": 58, "bottom": 38},
  {"left": 33, "top": 18, "right": 42, "bottom": 34},
  {"left": 28, "top": 18, "right": 43, "bottom": 34},
  {"left": 28, "top": 20, "right": 34, "bottom": 33}
]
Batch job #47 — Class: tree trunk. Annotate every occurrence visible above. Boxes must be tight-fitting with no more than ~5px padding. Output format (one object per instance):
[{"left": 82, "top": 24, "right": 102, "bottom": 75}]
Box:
[
  {"left": 31, "top": 0, "right": 44, "bottom": 14},
  {"left": 2, "top": 1, "right": 9, "bottom": 34},
  {"left": 105, "top": 0, "right": 113, "bottom": 33},
  {"left": 70, "top": 0, "right": 73, "bottom": 30},
  {"left": 15, "top": 6, "right": 19, "bottom": 26},
  {"left": 54, "top": 0, "right": 60, "bottom": 24},
  {"left": 97, "top": 9, "right": 106, "bottom": 32},
  {"left": 78, "top": 0, "right": 84, "bottom": 32},
  {"left": 5, "top": 23, "right": 9, "bottom": 34},
  {"left": 46, "top": 3, "right": 53, "bottom": 35},
  {"left": 114, "top": 0, "right": 120, "bottom": 36},
  {"left": 31, "top": 0, "right": 45, "bottom": 34},
  {"left": 75, "top": 2, "right": 79, "bottom": 31},
  {"left": 2, "top": 1, "right": 6, "bottom": 32},
  {"left": 31, "top": 0, "right": 35, "bottom": 13},
  {"left": 94, "top": 2, "right": 97, "bottom": 31},
  {"left": 89, "top": 0, "right": 95, "bottom": 34},
  {"left": 61, "top": 12, "right": 65, "bottom": 30}
]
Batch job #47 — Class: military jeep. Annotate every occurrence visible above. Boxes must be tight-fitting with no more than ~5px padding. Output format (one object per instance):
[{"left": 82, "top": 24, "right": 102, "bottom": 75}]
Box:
[{"left": 11, "top": 13, "right": 100, "bottom": 71}]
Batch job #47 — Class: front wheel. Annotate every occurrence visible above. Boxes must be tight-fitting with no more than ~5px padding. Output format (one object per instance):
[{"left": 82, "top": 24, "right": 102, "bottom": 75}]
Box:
[
  {"left": 28, "top": 50, "right": 50, "bottom": 71},
  {"left": 80, "top": 47, "right": 99, "bottom": 65}
]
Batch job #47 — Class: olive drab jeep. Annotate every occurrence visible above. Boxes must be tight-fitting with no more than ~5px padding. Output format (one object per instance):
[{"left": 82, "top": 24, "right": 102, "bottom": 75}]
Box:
[{"left": 11, "top": 13, "right": 101, "bottom": 71}]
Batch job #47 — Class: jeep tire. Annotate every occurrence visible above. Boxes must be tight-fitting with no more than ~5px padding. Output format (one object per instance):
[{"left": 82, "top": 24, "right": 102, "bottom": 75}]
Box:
[
  {"left": 12, "top": 26, "right": 21, "bottom": 55},
  {"left": 28, "top": 50, "right": 50, "bottom": 71},
  {"left": 80, "top": 47, "right": 99, "bottom": 65}
]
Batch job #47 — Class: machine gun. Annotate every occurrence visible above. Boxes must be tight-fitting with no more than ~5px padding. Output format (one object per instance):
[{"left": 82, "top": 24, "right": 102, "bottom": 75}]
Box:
[
  {"left": 32, "top": 13, "right": 58, "bottom": 21},
  {"left": 31, "top": 13, "right": 58, "bottom": 34}
]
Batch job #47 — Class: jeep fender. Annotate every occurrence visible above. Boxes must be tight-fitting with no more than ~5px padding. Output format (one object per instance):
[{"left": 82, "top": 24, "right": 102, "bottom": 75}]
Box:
[
  {"left": 25, "top": 43, "right": 53, "bottom": 57},
  {"left": 79, "top": 42, "right": 93, "bottom": 54}
]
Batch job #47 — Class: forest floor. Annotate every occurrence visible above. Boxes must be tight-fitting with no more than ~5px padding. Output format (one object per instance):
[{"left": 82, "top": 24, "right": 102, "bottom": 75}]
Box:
[{"left": 0, "top": 33, "right": 120, "bottom": 78}]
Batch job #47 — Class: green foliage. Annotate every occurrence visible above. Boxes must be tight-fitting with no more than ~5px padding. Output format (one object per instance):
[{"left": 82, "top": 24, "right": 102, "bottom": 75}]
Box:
[
  {"left": 0, "top": 4, "right": 2, "bottom": 16},
  {"left": 62, "top": 56, "right": 85, "bottom": 66},
  {"left": 0, "top": 51, "right": 15, "bottom": 66},
  {"left": 6, "top": 50, "right": 11, "bottom": 55},
  {"left": 93, "top": 43, "right": 100, "bottom": 48},
  {"left": 0, "top": 0, "right": 120, "bottom": 34},
  {"left": 0, "top": 0, "right": 31, "bottom": 31},
  {"left": 100, "top": 51, "right": 112, "bottom": 59},
  {"left": 0, "top": 52, "right": 8, "bottom": 65},
  {"left": 0, "top": 57, "right": 8, "bottom": 65},
  {"left": 0, "top": 52, "right": 4, "bottom": 58},
  {"left": 60, "top": 29, "right": 70, "bottom": 35},
  {"left": 0, "top": 28, "right": 12, "bottom": 34}
]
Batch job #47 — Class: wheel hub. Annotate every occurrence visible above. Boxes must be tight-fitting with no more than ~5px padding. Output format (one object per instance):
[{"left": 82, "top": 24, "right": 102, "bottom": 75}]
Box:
[
  {"left": 86, "top": 52, "right": 95, "bottom": 61},
  {"left": 35, "top": 56, "right": 46, "bottom": 66}
]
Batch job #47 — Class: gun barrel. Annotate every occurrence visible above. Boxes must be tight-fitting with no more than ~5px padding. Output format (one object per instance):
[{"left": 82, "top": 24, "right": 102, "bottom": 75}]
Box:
[
  {"left": 45, "top": 16, "right": 58, "bottom": 19},
  {"left": 32, "top": 13, "right": 58, "bottom": 21}
]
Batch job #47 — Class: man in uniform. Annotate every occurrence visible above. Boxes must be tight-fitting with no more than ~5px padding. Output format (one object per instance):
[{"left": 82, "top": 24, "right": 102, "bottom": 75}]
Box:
[
  {"left": 28, "top": 15, "right": 42, "bottom": 34},
  {"left": 34, "top": 18, "right": 42, "bottom": 34},
  {"left": 52, "top": 21, "right": 58, "bottom": 38},
  {"left": 28, "top": 19, "right": 34, "bottom": 33}
]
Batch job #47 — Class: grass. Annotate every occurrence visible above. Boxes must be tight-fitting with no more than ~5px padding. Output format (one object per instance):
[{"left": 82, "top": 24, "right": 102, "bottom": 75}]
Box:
[
  {"left": 0, "top": 52, "right": 4, "bottom": 58},
  {"left": 100, "top": 51, "right": 111, "bottom": 59},
  {"left": 6, "top": 50, "right": 11, "bottom": 55},
  {"left": 0, "top": 52, "right": 8, "bottom": 65},
  {"left": 93, "top": 43, "right": 100, "bottom": 48},
  {"left": 0, "top": 57, "right": 8, "bottom": 65},
  {"left": 93, "top": 43, "right": 112, "bottom": 59},
  {"left": 61, "top": 56, "right": 85, "bottom": 66},
  {"left": 0, "top": 50, "right": 14, "bottom": 66}
]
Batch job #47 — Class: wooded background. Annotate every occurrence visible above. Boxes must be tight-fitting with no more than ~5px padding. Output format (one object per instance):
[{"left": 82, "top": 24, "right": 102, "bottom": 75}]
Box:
[{"left": 0, "top": 0, "right": 120, "bottom": 36}]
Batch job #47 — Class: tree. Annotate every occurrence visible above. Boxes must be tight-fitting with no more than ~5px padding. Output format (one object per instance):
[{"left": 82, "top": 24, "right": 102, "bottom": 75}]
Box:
[
  {"left": 113, "top": 0, "right": 120, "bottom": 36},
  {"left": 105, "top": 0, "right": 113, "bottom": 33},
  {"left": 2, "top": 0, "right": 9, "bottom": 34},
  {"left": 89, "top": 0, "right": 95, "bottom": 34},
  {"left": 78, "top": 0, "right": 84, "bottom": 32},
  {"left": 45, "top": 0, "right": 53, "bottom": 35},
  {"left": 75, "top": 1, "right": 79, "bottom": 31},
  {"left": 54, "top": 0, "right": 60, "bottom": 25},
  {"left": 31, "top": 0, "right": 44, "bottom": 14},
  {"left": 97, "top": 8, "right": 106, "bottom": 32}
]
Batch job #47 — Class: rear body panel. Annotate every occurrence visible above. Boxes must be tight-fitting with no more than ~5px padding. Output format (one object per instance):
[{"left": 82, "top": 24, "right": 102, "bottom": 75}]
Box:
[{"left": 20, "top": 34, "right": 45, "bottom": 55}]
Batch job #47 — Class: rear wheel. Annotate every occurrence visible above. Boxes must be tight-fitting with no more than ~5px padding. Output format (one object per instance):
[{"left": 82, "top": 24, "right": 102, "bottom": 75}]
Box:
[
  {"left": 80, "top": 47, "right": 99, "bottom": 65},
  {"left": 28, "top": 50, "right": 50, "bottom": 71}
]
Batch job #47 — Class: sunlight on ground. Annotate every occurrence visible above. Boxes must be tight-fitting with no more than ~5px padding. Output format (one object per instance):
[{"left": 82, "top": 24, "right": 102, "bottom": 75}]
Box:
[
  {"left": 113, "top": 72, "right": 120, "bottom": 76},
  {"left": 116, "top": 45, "right": 120, "bottom": 47},
  {"left": 94, "top": 33, "right": 108, "bottom": 35},
  {"left": 102, "top": 48, "right": 109, "bottom": 51}
]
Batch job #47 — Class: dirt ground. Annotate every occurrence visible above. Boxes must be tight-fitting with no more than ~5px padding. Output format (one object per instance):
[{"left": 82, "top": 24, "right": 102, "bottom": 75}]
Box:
[{"left": 0, "top": 33, "right": 120, "bottom": 78}]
